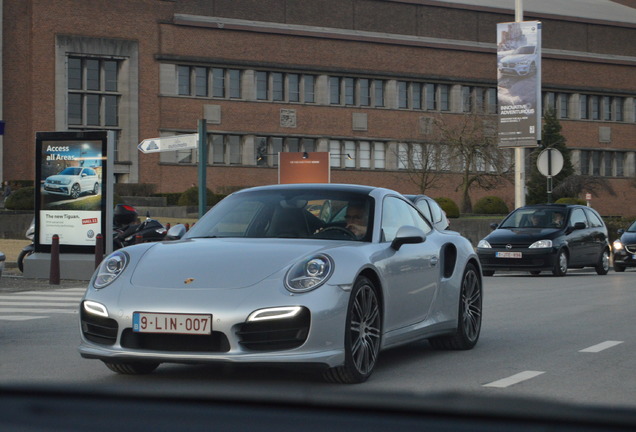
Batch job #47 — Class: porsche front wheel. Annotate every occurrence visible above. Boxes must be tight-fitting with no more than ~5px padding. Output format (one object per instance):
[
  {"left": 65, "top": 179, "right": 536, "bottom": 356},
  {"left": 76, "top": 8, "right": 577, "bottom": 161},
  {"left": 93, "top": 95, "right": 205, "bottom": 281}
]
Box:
[{"left": 324, "top": 276, "right": 382, "bottom": 384}]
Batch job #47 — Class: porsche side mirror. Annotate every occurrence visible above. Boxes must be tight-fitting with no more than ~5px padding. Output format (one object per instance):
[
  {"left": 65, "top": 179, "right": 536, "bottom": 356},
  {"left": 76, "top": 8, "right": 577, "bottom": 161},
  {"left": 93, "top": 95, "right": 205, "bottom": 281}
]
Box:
[
  {"left": 391, "top": 225, "right": 425, "bottom": 250},
  {"left": 166, "top": 224, "right": 187, "bottom": 240}
]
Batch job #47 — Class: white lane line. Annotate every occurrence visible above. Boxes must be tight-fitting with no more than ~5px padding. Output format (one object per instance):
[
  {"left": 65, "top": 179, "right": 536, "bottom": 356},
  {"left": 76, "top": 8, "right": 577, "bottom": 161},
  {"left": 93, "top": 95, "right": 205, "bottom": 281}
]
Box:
[
  {"left": 579, "top": 341, "right": 624, "bottom": 353},
  {"left": 0, "top": 308, "right": 78, "bottom": 314},
  {"left": 483, "top": 371, "right": 545, "bottom": 388},
  {"left": 0, "top": 301, "right": 80, "bottom": 307},
  {"left": 0, "top": 316, "right": 49, "bottom": 321}
]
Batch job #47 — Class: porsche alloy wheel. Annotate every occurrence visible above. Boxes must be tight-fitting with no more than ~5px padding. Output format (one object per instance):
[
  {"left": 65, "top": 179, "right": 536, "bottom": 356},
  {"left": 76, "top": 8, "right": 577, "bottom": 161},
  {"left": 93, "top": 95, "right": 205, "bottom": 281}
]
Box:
[
  {"left": 324, "top": 276, "right": 381, "bottom": 384},
  {"left": 103, "top": 361, "right": 160, "bottom": 375},
  {"left": 429, "top": 263, "right": 482, "bottom": 350}
]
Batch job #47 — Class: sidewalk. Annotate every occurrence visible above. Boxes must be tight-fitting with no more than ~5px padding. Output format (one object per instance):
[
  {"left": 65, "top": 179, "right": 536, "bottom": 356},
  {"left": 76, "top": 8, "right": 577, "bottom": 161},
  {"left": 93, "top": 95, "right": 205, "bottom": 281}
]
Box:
[{"left": 0, "top": 266, "right": 88, "bottom": 293}]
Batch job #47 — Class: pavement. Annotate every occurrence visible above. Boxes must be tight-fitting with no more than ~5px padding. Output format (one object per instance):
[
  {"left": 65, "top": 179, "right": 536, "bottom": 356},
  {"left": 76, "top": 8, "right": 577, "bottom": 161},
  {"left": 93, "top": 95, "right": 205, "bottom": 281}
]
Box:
[{"left": 0, "top": 265, "right": 88, "bottom": 293}]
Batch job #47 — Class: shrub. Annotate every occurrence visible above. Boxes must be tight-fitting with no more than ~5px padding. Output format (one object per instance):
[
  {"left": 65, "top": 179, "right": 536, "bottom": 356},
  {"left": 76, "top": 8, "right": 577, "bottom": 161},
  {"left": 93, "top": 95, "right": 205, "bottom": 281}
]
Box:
[
  {"left": 435, "top": 197, "right": 460, "bottom": 218},
  {"left": 555, "top": 197, "right": 586, "bottom": 205},
  {"left": 153, "top": 193, "right": 182, "bottom": 206},
  {"left": 473, "top": 196, "right": 509, "bottom": 215},
  {"left": 177, "top": 186, "right": 226, "bottom": 206},
  {"left": 4, "top": 186, "right": 35, "bottom": 210},
  {"left": 115, "top": 183, "right": 157, "bottom": 196}
]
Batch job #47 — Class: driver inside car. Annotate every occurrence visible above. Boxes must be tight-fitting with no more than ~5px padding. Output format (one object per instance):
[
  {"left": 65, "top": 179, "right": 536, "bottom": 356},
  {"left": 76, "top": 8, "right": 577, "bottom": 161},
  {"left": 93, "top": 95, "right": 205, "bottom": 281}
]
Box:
[{"left": 344, "top": 202, "right": 369, "bottom": 239}]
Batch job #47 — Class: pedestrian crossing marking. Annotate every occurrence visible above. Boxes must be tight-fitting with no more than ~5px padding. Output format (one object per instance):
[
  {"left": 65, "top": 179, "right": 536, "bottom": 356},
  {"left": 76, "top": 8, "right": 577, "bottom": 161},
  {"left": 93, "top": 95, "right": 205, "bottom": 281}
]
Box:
[{"left": 0, "top": 288, "right": 85, "bottom": 321}]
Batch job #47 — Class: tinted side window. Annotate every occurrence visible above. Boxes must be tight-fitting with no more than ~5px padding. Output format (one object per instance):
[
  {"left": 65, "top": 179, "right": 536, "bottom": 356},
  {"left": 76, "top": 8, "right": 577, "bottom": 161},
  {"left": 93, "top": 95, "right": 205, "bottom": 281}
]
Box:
[
  {"left": 569, "top": 208, "right": 587, "bottom": 227},
  {"left": 382, "top": 197, "right": 431, "bottom": 242},
  {"left": 429, "top": 200, "right": 443, "bottom": 223},
  {"left": 415, "top": 200, "right": 432, "bottom": 222},
  {"left": 585, "top": 209, "right": 604, "bottom": 228}
]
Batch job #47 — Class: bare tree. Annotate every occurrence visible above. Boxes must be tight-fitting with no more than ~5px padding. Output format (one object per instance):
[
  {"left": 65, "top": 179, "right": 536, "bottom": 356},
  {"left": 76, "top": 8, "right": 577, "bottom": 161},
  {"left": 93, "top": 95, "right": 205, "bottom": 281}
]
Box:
[
  {"left": 395, "top": 141, "right": 446, "bottom": 194},
  {"left": 433, "top": 114, "right": 513, "bottom": 213},
  {"left": 552, "top": 175, "right": 616, "bottom": 200}
]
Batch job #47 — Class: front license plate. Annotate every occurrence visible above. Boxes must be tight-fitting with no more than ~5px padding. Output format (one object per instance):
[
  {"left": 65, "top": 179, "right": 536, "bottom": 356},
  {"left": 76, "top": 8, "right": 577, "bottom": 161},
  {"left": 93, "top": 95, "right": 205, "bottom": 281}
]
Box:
[
  {"left": 496, "top": 251, "right": 522, "bottom": 258},
  {"left": 133, "top": 312, "right": 212, "bottom": 335}
]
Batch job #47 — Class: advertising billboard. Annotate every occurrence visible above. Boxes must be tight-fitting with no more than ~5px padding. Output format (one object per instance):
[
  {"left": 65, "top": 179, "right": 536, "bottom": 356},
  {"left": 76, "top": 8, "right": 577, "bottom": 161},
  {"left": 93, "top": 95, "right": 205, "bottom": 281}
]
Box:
[
  {"left": 35, "top": 131, "right": 109, "bottom": 253},
  {"left": 497, "top": 20, "right": 542, "bottom": 147},
  {"left": 279, "top": 152, "right": 330, "bottom": 184}
]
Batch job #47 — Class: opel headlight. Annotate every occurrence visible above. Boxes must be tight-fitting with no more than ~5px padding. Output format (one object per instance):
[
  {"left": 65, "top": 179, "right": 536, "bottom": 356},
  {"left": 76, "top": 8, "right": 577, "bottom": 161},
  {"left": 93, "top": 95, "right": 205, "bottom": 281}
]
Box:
[
  {"left": 94, "top": 250, "right": 129, "bottom": 289},
  {"left": 477, "top": 240, "right": 491, "bottom": 248},
  {"left": 613, "top": 240, "right": 624, "bottom": 251},
  {"left": 529, "top": 240, "right": 552, "bottom": 248},
  {"left": 285, "top": 254, "right": 334, "bottom": 293}
]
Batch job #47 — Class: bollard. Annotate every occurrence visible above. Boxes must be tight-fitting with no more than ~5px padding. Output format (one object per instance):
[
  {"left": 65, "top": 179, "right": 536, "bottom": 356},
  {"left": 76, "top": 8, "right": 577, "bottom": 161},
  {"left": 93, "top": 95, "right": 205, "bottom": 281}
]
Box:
[
  {"left": 95, "top": 233, "right": 104, "bottom": 269},
  {"left": 50, "top": 234, "right": 60, "bottom": 285}
]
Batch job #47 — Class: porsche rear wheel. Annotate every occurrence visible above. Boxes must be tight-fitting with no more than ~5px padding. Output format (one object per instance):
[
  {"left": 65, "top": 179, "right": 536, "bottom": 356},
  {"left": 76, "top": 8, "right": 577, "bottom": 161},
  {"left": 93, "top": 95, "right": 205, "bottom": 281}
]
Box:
[
  {"left": 429, "top": 263, "right": 482, "bottom": 350},
  {"left": 103, "top": 361, "right": 160, "bottom": 375},
  {"left": 324, "top": 276, "right": 381, "bottom": 384}
]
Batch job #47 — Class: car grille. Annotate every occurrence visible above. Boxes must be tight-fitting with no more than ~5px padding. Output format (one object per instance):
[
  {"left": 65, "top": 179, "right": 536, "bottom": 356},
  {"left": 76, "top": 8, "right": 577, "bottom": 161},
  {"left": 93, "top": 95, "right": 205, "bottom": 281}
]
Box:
[
  {"left": 120, "top": 329, "right": 230, "bottom": 352},
  {"left": 489, "top": 242, "right": 532, "bottom": 249},
  {"left": 81, "top": 309, "right": 119, "bottom": 345},
  {"left": 625, "top": 244, "right": 636, "bottom": 254},
  {"left": 480, "top": 257, "right": 547, "bottom": 267},
  {"left": 236, "top": 307, "right": 310, "bottom": 351}
]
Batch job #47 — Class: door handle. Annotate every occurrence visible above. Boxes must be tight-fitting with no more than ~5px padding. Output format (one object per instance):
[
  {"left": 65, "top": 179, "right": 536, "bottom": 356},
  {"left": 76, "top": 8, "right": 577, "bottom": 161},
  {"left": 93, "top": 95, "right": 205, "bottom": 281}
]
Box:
[{"left": 430, "top": 256, "right": 439, "bottom": 267}]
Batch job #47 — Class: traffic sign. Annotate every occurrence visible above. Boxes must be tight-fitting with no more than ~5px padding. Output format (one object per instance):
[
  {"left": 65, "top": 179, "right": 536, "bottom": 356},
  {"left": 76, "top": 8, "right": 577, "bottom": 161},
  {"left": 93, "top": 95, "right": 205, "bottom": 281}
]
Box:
[
  {"left": 537, "top": 148, "right": 564, "bottom": 178},
  {"left": 138, "top": 133, "right": 198, "bottom": 153}
]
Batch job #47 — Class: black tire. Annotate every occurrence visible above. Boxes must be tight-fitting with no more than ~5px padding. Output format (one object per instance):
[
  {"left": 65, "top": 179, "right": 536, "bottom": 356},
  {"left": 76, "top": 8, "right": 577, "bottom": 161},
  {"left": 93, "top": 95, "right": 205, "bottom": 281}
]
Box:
[
  {"left": 70, "top": 183, "right": 81, "bottom": 199},
  {"left": 482, "top": 270, "right": 494, "bottom": 277},
  {"left": 17, "top": 248, "right": 34, "bottom": 273},
  {"left": 103, "top": 361, "right": 159, "bottom": 375},
  {"left": 323, "top": 276, "right": 382, "bottom": 384},
  {"left": 93, "top": 182, "right": 100, "bottom": 194},
  {"left": 429, "top": 263, "right": 482, "bottom": 350},
  {"left": 552, "top": 249, "right": 568, "bottom": 277},
  {"left": 613, "top": 263, "right": 626, "bottom": 272},
  {"left": 595, "top": 249, "right": 610, "bottom": 275}
]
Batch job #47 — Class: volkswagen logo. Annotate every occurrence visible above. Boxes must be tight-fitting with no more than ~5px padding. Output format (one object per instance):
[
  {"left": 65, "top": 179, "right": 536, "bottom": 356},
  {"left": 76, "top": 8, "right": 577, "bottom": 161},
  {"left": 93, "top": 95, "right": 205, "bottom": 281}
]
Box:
[{"left": 506, "top": 244, "right": 513, "bottom": 249}]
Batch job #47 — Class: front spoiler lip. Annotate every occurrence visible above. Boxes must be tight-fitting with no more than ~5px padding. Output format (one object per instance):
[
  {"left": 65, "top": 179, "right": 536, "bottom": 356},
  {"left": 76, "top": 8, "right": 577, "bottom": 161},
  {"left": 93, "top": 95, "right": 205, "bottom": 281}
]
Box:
[{"left": 78, "top": 342, "right": 344, "bottom": 368}]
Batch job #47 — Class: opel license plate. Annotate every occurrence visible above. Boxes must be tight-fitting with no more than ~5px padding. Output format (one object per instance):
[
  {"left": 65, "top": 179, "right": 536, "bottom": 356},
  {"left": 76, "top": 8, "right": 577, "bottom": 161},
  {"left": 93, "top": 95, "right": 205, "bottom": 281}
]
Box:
[
  {"left": 133, "top": 312, "right": 212, "bottom": 335},
  {"left": 496, "top": 251, "right": 522, "bottom": 258}
]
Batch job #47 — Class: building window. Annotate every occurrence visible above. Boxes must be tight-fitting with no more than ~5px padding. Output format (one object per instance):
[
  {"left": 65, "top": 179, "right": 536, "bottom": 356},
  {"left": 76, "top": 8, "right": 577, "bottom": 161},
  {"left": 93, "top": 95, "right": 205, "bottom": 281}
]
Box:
[
  {"left": 288, "top": 74, "right": 300, "bottom": 102},
  {"left": 412, "top": 83, "right": 422, "bottom": 110},
  {"left": 177, "top": 65, "right": 191, "bottom": 95},
  {"left": 487, "top": 88, "right": 497, "bottom": 114},
  {"left": 440, "top": 85, "right": 450, "bottom": 111},
  {"left": 330, "top": 77, "right": 341, "bottom": 105},
  {"left": 360, "top": 79, "right": 371, "bottom": 106},
  {"left": 374, "top": 142, "right": 385, "bottom": 169},
  {"left": 462, "top": 86, "right": 472, "bottom": 113},
  {"left": 213, "top": 68, "right": 225, "bottom": 98},
  {"left": 256, "top": 71, "right": 268, "bottom": 100},
  {"left": 374, "top": 80, "right": 385, "bottom": 107},
  {"left": 272, "top": 72, "right": 284, "bottom": 101},
  {"left": 558, "top": 93, "right": 569, "bottom": 119},
  {"left": 195, "top": 67, "right": 208, "bottom": 97},
  {"left": 398, "top": 81, "right": 408, "bottom": 109},
  {"left": 615, "top": 97, "right": 623, "bottom": 121},
  {"left": 616, "top": 152, "right": 624, "bottom": 176},
  {"left": 591, "top": 96, "right": 600, "bottom": 120},
  {"left": 304, "top": 75, "right": 315, "bottom": 103},
  {"left": 67, "top": 56, "right": 120, "bottom": 129},
  {"left": 344, "top": 77, "right": 355, "bottom": 105},
  {"left": 580, "top": 95, "right": 588, "bottom": 119},
  {"left": 603, "top": 96, "right": 612, "bottom": 121},
  {"left": 579, "top": 150, "right": 589, "bottom": 175},
  {"left": 229, "top": 69, "right": 241, "bottom": 98},
  {"left": 591, "top": 151, "right": 601, "bottom": 175}
]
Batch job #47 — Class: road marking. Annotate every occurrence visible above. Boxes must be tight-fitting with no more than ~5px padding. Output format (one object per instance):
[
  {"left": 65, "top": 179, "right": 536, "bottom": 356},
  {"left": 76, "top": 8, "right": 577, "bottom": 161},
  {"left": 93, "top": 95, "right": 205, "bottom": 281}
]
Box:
[
  {"left": 579, "top": 341, "right": 623, "bottom": 353},
  {"left": 0, "top": 288, "right": 84, "bottom": 321},
  {"left": 483, "top": 371, "right": 545, "bottom": 388}
]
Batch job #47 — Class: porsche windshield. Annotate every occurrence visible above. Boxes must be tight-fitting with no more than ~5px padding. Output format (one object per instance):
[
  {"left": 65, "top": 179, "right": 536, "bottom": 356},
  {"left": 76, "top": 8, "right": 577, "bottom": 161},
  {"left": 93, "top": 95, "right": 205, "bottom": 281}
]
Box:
[{"left": 185, "top": 188, "right": 374, "bottom": 241}]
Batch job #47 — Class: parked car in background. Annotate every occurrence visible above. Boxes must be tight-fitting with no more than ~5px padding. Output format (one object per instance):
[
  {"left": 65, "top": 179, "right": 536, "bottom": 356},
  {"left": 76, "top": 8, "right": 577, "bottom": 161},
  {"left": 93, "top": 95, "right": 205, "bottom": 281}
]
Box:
[
  {"left": 43, "top": 166, "right": 100, "bottom": 199},
  {"left": 405, "top": 194, "right": 450, "bottom": 231},
  {"left": 477, "top": 204, "right": 610, "bottom": 277},
  {"left": 612, "top": 220, "right": 636, "bottom": 272}
]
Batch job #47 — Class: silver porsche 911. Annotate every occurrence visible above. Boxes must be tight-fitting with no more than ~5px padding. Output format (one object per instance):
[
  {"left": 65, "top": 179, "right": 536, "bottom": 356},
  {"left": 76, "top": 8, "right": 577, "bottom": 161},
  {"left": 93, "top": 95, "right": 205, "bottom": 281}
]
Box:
[{"left": 79, "top": 184, "right": 482, "bottom": 383}]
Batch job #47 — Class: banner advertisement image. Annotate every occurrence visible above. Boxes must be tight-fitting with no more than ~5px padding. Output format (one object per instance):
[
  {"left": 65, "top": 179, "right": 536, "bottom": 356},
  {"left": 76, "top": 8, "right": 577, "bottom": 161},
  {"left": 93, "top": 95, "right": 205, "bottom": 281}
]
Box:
[
  {"left": 35, "top": 131, "right": 108, "bottom": 253},
  {"left": 497, "top": 20, "right": 542, "bottom": 147},
  {"left": 279, "top": 152, "right": 330, "bottom": 184}
]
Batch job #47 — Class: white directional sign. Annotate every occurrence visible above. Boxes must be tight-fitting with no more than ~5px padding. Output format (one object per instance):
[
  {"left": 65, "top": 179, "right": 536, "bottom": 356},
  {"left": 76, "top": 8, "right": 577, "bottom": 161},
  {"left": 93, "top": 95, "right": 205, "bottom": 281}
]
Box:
[
  {"left": 138, "top": 133, "right": 198, "bottom": 153},
  {"left": 537, "top": 148, "right": 564, "bottom": 178}
]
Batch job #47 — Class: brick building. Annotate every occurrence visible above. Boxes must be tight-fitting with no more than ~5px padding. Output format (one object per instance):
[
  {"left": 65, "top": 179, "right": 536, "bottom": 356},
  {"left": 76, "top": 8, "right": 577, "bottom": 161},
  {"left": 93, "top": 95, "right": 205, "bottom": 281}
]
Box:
[{"left": 1, "top": 0, "right": 635, "bottom": 215}]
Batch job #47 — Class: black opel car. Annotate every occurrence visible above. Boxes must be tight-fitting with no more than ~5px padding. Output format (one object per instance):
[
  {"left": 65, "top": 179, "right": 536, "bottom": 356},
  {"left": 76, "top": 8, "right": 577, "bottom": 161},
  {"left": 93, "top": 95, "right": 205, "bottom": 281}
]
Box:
[
  {"left": 477, "top": 204, "right": 610, "bottom": 277},
  {"left": 612, "top": 220, "right": 636, "bottom": 272}
]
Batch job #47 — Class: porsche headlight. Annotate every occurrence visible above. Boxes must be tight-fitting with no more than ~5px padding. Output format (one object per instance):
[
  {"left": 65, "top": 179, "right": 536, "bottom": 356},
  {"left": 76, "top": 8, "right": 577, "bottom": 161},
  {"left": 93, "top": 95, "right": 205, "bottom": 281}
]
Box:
[
  {"left": 285, "top": 254, "right": 334, "bottom": 293},
  {"left": 94, "top": 250, "right": 129, "bottom": 289},
  {"left": 477, "top": 239, "right": 491, "bottom": 248},
  {"left": 529, "top": 239, "right": 552, "bottom": 248},
  {"left": 613, "top": 240, "right": 624, "bottom": 251}
]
